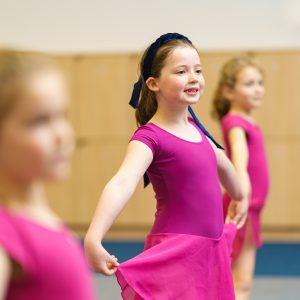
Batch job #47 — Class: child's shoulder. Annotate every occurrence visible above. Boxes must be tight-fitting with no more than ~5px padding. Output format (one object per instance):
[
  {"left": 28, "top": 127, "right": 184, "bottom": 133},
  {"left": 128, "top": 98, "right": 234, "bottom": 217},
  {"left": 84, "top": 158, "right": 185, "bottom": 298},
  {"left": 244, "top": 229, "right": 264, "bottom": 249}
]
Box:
[
  {"left": 131, "top": 122, "right": 160, "bottom": 141},
  {"left": 0, "top": 207, "right": 25, "bottom": 261},
  {"left": 133, "top": 122, "right": 157, "bottom": 133},
  {"left": 221, "top": 113, "right": 247, "bottom": 123},
  {"left": 130, "top": 123, "right": 160, "bottom": 155},
  {"left": 0, "top": 206, "right": 15, "bottom": 229},
  {"left": 0, "top": 207, "right": 23, "bottom": 241},
  {"left": 221, "top": 113, "right": 252, "bottom": 132}
]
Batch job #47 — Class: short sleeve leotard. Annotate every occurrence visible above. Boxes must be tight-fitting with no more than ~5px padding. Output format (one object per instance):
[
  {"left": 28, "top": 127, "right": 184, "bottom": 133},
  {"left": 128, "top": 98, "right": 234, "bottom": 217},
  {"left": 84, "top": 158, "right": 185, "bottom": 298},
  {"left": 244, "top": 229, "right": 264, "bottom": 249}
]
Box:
[
  {"left": 130, "top": 118, "right": 224, "bottom": 238},
  {"left": 116, "top": 118, "right": 236, "bottom": 300},
  {"left": 0, "top": 207, "right": 96, "bottom": 300},
  {"left": 221, "top": 113, "right": 270, "bottom": 260}
]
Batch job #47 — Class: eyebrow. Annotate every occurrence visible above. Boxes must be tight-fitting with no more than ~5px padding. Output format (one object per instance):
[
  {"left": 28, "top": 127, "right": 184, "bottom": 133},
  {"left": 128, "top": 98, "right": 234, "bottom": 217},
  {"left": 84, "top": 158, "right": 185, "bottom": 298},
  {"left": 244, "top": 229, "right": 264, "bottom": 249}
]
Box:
[{"left": 176, "top": 64, "right": 202, "bottom": 68}]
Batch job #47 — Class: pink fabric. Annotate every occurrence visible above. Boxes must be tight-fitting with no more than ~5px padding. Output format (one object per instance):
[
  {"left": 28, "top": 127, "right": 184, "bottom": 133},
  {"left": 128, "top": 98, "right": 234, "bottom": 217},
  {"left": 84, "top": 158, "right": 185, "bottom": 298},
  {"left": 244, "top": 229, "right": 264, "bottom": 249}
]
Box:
[
  {"left": 221, "top": 114, "right": 270, "bottom": 202},
  {"left": 0, "top": 207, "right": 96, "bottom": 300},
  {"left": 223, "top": 194, "right": 263, "bottom": 261},
  {"left": 116, "top": 118, "right": 236, "bottom": 299},
  {"left": 221, "top": 114, "right": 270, "bottom": 261},
  {"left": 116, "top": 224, "right": 237, "bottom": 300},
  {"left": 130, "top": 118, "right": 224, "bottom": 239}
]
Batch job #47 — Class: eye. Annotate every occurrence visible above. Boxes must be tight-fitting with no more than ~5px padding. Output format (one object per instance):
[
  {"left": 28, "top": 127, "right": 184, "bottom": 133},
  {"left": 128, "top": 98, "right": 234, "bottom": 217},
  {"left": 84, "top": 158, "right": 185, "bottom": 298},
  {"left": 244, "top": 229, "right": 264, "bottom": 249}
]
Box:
[
  {"left": 195, "top": 69, "right": 202, "bottom": 74},
  {"left": 29, "top": 114, "right": 51, "bottom": 126},
  {"left": 245, "top": 80, "right": 254, "bottom": 86},
  {"left": 177, "top": 70, "right": 186, "bottom": 75},
  {"left": 57, "top": 108, "right": 68, "bottom": 119}
]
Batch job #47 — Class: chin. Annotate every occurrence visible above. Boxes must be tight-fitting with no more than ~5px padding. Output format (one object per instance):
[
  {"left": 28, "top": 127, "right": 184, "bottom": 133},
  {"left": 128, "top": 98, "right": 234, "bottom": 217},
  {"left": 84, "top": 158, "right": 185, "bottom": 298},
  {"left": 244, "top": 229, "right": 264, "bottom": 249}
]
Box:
[
  {"left": 46, "top": 166, "right": 71, "bottom": 181},
  {"left": 252, "top": 102, "right": 262, "bottom": 109},
  {"left": 184, "top": 98, "right": 200, "bottom": 106}
]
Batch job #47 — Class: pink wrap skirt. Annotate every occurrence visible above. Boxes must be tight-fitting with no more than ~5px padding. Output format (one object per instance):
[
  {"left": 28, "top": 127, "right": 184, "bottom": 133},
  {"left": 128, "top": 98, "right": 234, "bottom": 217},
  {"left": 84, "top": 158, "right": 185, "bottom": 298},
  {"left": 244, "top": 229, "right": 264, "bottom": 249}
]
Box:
[{"left": 116, "top": 224, "right": 237, "bottom": 300}]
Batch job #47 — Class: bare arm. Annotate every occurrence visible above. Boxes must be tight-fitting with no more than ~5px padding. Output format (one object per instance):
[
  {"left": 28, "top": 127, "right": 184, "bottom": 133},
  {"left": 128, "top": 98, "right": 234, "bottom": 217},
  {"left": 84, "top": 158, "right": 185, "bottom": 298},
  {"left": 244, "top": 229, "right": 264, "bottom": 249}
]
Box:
[
  {"left": 207, "top": 137, "right": 248, "bottom": 228},
  {"left": 207, "top": 137, "right": 244, "bottom": 201},
  {"left": 227, "top": 127, "right": 251, "bottom": 198},
  {"left": 84, "top": 140, "right": 153, "bottom": 274},
  {"left": 0, "top": 247, "right": 11, "bottom": 300},
  {"left": 214, "top": 146, "right": 244, "bottom": 201}
]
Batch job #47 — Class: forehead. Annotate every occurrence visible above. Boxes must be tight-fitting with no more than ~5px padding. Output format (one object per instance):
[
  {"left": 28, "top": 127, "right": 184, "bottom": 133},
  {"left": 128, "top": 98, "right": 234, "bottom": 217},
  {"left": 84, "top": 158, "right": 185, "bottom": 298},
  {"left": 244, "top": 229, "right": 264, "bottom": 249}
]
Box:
[
  {"left": 14, "top": 71, "right": 66, "bottom": 113},
  {"left": 25, "top": 69, "right": 63, "bottom": 89},
  {"left": 165, "top": 46, "right": 200, "bottom": 66},
  {"left": 238, "top": 66, "right": 263, "bottom": 80}
]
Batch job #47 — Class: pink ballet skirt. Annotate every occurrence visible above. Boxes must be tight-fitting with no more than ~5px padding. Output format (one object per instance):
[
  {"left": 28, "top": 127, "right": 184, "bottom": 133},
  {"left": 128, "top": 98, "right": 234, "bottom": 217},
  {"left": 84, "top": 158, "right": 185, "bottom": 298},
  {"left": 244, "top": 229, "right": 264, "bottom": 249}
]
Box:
[
  {"left": 116, "top": 224, "right": 237, "bottom": 300},
  {"left": 223, "top": 194, "right": 266, "bottom": 262}
]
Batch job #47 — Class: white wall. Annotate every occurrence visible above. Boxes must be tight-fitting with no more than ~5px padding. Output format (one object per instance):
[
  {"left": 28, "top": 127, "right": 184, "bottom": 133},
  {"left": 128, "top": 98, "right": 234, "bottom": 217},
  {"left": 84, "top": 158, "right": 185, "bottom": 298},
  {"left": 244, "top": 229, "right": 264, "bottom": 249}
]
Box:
[{"left": 0, "top": 0, "right": 299, "bottom": 53}]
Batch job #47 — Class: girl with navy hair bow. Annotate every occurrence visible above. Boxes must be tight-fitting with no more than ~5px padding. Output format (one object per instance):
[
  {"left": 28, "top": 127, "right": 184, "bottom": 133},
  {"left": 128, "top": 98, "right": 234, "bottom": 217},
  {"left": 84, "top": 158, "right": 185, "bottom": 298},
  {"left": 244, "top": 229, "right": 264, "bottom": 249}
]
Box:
[{"left": 85, "top": 33, "right": 248, "bottom": 299}]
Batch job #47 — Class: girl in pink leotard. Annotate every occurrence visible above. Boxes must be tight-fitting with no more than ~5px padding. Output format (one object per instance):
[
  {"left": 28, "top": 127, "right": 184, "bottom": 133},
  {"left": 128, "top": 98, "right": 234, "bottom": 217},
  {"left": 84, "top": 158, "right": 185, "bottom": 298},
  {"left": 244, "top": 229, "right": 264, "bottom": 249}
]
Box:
[
  {"left": 85, "top": 33, "right": 248, "bottom": 300},
  {"left": 0, "top": 50, "right": 96, "bottom": 300},
  {"left": 212, "top": 56, "right": 270, "bottom": 300}
]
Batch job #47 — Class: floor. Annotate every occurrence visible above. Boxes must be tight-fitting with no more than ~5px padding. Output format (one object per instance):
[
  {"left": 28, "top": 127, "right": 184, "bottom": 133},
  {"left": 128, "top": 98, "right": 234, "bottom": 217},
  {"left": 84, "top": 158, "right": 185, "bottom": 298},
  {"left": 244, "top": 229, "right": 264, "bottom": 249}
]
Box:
[
  {"left": 92, "top": 241, "right": 300, "bottom": 299},
  {"left": 93, "top": 274, "right": 300, "bottom": 300}
]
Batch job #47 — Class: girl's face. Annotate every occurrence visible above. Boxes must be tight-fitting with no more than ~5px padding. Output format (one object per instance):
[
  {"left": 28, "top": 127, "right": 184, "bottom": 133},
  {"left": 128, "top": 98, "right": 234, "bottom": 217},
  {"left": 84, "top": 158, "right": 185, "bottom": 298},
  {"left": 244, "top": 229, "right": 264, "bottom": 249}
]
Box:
[
  {"left": 0, "top": 70, "right": 74, "bottom": 184},
  {"left": 151, "top": 46, "right": 205, "bottom": 107},
  {"left": 230, "top": 66, "right": 265, "bottom": 112}
]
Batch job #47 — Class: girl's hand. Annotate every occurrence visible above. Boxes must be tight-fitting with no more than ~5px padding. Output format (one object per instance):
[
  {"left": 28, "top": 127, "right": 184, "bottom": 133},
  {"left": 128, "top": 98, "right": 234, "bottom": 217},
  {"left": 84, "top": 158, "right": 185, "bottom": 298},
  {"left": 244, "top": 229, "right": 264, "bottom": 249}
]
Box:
[
  {"left": 84, "top": 238, "right": 119, "bottom": 276},
  {"left": 225, "top": 197, "right": 249, "bottom": 229}
]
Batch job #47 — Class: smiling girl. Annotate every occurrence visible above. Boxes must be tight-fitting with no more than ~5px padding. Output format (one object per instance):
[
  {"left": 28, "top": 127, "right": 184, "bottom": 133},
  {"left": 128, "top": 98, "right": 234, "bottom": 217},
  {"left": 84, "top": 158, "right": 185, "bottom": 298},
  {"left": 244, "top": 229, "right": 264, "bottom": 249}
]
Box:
[
  {"left": 85, "top": 33, "right": 248, "bottom": 299},
  {"left": 0, "top": 50, "right": 96, "bottom": 300},
  {"left": 212, "top": 56, "right": 270, "bottom": 300}
]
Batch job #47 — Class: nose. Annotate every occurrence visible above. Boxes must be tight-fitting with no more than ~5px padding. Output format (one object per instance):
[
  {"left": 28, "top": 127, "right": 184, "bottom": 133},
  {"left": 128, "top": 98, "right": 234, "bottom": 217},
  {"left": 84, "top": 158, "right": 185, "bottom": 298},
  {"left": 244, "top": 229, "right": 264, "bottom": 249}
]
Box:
[
  {"left": 53, "top": 125, "right": 64, "bottom": 145},
  {"left": 52, "top": 121, "right": 75, "bottom": 156},
  {"left": 256, "top": 83, "right": 264, "bottom": 95},
  {"left": 188, "top": 71, "right": 198, "bottom": 82},
  {"left": 52, "top": 120, "right": 69, "bottom": 145}
]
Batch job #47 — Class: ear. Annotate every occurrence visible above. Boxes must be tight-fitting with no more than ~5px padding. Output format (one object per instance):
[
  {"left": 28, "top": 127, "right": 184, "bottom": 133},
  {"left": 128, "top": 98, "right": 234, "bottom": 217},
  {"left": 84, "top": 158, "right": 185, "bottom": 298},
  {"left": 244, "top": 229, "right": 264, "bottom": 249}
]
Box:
[
  {"left": 146, "top": 77, "right": 159, "bottom": 92},
  {"left": 222, "top": 85, "right": 235, "bottom": 102}
]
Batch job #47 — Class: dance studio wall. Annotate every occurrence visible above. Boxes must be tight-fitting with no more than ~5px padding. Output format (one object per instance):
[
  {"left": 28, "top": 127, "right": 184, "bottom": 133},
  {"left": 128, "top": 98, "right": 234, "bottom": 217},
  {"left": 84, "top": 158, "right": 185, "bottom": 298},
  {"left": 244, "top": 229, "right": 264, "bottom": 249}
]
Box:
[{"left": 46, "top": 50, "right": 300, "bottom": 241}]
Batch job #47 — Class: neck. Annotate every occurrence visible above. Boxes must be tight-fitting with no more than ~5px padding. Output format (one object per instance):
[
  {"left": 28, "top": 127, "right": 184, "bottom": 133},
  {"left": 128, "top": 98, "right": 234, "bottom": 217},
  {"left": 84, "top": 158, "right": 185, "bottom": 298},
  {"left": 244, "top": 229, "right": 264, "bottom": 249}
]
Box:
[
  {"left": 0, "top": 175, "right": 47, "bottom": 211},
  {"left": 151, "top": 102, "right": 190, "bottom": 125},
  {"left": 230, "top": 105, "right": 252, "bottom": 116},
  {"left": 229, "top": 107, "right": 256, "bottom": 124}
]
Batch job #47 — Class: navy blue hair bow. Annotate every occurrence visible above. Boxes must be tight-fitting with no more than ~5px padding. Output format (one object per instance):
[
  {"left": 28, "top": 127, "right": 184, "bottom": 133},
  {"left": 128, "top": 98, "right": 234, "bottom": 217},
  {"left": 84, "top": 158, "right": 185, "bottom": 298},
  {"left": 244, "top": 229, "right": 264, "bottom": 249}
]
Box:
[
  {"left": 129, "top": 33, "right": 191, "bottom": 109},
  {"left": 129, "top": 33, "right": 223, "bottom": 187}
]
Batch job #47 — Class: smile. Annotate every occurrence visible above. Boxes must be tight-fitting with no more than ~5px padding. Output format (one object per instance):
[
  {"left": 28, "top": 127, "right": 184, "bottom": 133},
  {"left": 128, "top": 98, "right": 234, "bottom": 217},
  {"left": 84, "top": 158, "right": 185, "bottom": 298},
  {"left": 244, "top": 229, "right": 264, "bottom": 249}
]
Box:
[{"left": 184, "top": 88, "right": 199, "bottom": 95}]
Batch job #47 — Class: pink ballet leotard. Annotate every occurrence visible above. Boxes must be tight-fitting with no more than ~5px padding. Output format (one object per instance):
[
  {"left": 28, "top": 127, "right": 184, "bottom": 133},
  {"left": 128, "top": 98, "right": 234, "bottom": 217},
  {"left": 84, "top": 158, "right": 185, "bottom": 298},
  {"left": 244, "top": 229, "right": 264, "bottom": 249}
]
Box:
[
  {"left": 116, "top": 118, "right": 237, "bottom": 300},
  {"left": 221, "top": 113, "right": 270, "bottom": 261},
  {"left": 0, "top": 207, "right": 96, "bottom": 300}
]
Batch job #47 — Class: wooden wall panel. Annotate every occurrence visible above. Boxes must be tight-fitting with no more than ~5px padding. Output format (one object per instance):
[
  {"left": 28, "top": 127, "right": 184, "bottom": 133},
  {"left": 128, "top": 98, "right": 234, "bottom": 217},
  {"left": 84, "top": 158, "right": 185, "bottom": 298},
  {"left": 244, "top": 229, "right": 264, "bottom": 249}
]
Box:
[
  {"left": 46, "top": 155, "right": 77, "bottom": 224},
  {"left": 254, "top": 52, "right": 300, "bottom": 136},
  {"left": 195, "top": 51, "right": 244, "bottom": 142},
  {"left": 262, "top": 138, "right": 300, "bottom": 227},
  {"left": 72, "top": 141, "right": 156, "bottom": 227},
  {"left": 196, "top": 51, "right": 300, "bottom": 138},
  {"left": 118, "top": 182, "right": 156, "bottom": 226},
  {"left": 52, "top": 56, "right": 77, "bottom": 126},
  {"left": 197, "top": 51, "right": 300, "bottom": 234},
  {"left": 44, "top": 51, "right": 300, "bottom": 241},
  {"left": 73, "top": 141, "right": 126, "bottom": 224},
  {"left": 45, "top": 57, "right": 76, "bottom": 224},
  {"left": 72, "top": 55, "right": 139, "bottom": 139}
]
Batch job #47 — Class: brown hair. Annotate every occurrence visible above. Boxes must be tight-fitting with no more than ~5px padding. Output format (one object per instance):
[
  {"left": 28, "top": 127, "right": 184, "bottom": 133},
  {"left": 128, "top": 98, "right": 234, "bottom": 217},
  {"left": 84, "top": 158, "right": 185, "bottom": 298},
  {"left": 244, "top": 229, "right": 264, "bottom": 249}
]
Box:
[
  {"left": 211, "top": 56, "right": 264, "bottom": 120},
  {"left": 135, "top": 39, "right": 198, "bottom": 126},
  {"left": 0, "top": 49, "right": 57, "bottom": 124}
]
